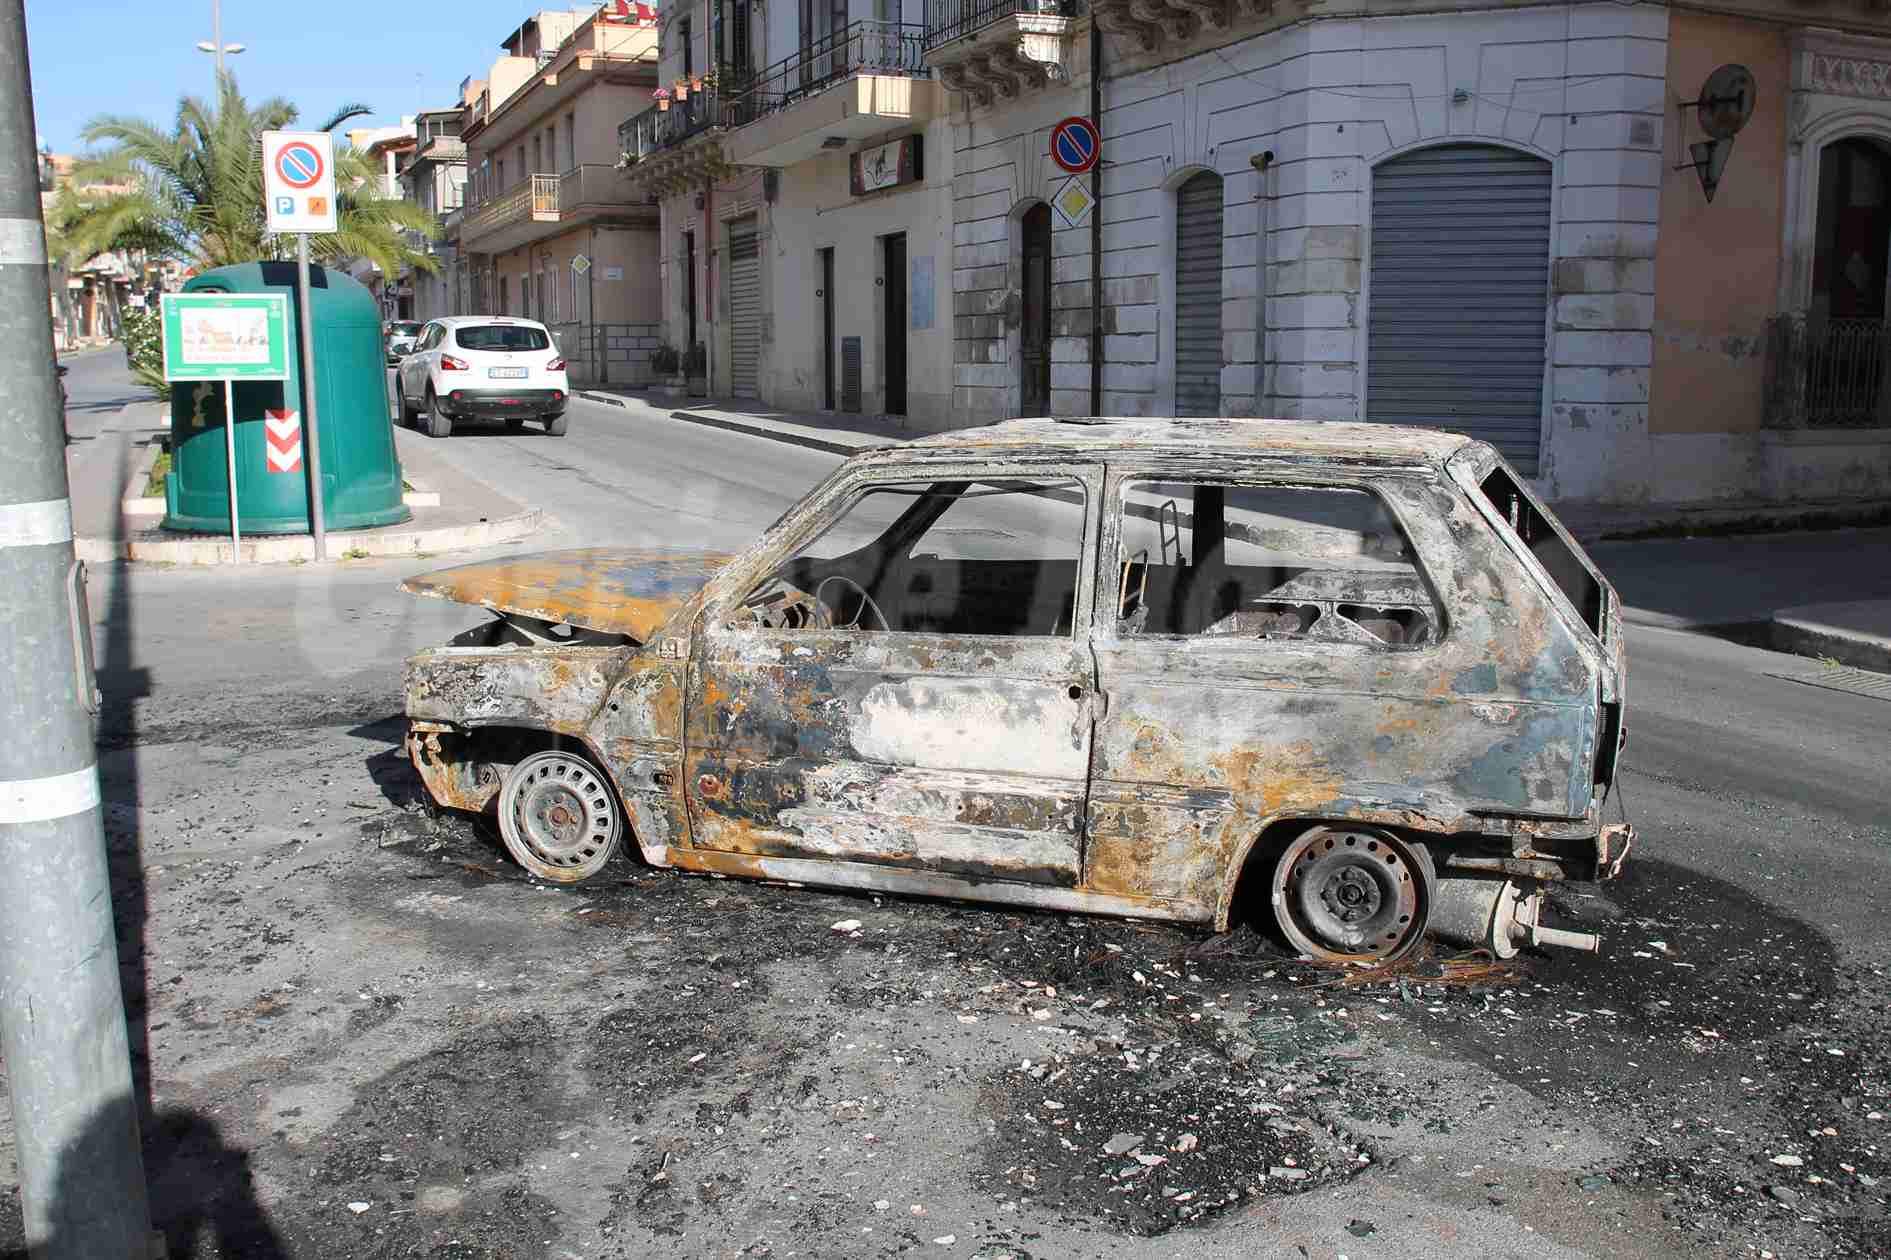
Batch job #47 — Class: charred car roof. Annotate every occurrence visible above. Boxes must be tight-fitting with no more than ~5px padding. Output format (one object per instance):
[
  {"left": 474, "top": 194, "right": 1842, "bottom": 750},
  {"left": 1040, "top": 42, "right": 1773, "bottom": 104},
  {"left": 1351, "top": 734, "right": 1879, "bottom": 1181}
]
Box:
[{"left": 873, "top": 418, "right": 1477, "bottom": 466}]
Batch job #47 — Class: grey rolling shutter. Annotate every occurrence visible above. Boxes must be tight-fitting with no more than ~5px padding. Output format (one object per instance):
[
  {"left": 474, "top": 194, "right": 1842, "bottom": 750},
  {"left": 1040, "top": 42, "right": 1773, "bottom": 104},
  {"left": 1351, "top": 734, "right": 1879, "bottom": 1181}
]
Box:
[
  {"left": 1174, "top": 172, "right": 1225, "bottom": 418},
  {"left": 1367, "top": 144, "right": 1553, "bottom": 474},
  {"left": 728, "top": 219, "right": 762, "bottom": 398}
]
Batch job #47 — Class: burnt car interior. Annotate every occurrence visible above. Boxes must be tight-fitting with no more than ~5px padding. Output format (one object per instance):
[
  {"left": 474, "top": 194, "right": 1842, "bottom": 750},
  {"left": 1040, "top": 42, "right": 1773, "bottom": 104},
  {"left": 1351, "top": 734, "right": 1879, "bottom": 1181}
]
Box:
[
  {"left": 1116, "top": 482, "right": 1441, "bottom": 647},
  {"left": 740, "top": 479, "right": 1085, "bottom": 637}
]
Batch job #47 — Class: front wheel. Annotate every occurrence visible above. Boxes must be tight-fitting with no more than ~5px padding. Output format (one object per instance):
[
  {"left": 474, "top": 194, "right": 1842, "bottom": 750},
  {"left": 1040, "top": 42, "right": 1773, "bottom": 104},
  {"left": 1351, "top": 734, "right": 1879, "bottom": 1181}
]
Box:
[
  {"left": 496, "top": 750, "right": 624, "bottom": 882},
  {"left": 1270, "top": 825, "right": 1432, "bottom": 964}
]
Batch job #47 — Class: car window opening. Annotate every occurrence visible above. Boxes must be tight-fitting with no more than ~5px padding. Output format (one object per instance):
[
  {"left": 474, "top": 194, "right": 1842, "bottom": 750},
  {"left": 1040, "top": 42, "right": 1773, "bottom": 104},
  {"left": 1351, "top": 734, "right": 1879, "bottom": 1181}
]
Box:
[
  {"left": 1116, "top": 481, "right": 1440, "bottom": 647},
  {"left": 1477, "top": 466, "right": 1605, "bottom": 636},
  {"left": 741, "top": 479, "right": 1087, "bottom": 637}
]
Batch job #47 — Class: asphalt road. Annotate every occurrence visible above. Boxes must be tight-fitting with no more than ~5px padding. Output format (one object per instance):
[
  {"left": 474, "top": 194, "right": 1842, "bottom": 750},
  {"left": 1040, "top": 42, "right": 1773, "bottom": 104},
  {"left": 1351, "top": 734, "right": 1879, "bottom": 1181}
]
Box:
[{"left": 3, "top": 356, "right": 1885, "bottom": 1259}]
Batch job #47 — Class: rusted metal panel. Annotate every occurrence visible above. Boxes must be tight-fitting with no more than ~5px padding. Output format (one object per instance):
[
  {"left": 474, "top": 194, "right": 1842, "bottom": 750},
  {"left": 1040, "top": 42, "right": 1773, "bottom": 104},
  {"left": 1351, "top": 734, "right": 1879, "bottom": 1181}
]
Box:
[
  {"left": 401, "top": 548, "right": 735, "bottom": 641},
  {"left": 406, "top": 645, "right": 622, "bottom": 732},
  {"left": 588, "top": 655, "right": 689, "bottom": 863}
]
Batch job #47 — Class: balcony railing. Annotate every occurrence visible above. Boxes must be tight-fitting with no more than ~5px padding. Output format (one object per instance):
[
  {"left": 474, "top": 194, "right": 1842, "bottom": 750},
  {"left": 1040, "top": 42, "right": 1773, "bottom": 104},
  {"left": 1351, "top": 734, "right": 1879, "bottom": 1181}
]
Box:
[
  {"left": 1765, "top": 314, "right": 1891, "bottom": 429},
  {"left": 723, "top": 20, "right": 928, "bottom": 129},
  {"left": 619, "top": 87, "right": 726, "bottom": 161},
  {"left": 557, "top": 163, "right": 636, "bottom": 210},
  {"left": 926, "top": 0, "right": 1083, "bottom": 46}
]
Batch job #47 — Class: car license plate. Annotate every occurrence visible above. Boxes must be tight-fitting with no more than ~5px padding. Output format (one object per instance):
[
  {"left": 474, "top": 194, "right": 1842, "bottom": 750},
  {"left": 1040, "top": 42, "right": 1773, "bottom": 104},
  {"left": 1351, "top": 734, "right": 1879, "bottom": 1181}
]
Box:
[{"left": 488, "top": 367, "right": 527, "bottom": 379}]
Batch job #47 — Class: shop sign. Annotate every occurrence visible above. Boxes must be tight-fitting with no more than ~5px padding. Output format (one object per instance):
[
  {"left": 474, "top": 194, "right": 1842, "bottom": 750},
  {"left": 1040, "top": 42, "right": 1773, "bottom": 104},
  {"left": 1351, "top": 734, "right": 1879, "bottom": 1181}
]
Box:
[{"left": 851, "top": 135, "right": 923, "bottom": 196}]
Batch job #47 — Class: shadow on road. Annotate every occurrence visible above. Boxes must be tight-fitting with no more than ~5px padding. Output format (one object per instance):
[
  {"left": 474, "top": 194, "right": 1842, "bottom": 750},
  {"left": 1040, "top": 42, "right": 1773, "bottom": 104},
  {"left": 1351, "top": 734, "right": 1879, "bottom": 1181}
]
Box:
[{"left": 80, "top": 442, "right": 289, "bottom": 1257}]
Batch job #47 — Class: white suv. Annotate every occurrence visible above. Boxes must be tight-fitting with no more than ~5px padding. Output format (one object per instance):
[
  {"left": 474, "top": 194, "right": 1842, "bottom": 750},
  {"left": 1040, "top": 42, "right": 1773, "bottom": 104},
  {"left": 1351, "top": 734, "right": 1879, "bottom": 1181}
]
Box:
[{"left": 396, "top": 315, "right": 571, "bottom": 438}]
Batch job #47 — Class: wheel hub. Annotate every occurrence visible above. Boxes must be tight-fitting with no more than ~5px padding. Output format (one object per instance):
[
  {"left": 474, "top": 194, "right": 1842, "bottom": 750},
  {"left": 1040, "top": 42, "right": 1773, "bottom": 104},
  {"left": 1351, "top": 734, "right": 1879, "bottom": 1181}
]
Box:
[{"left": 1274, "top": 827, "right": 1427, "bottom": 962}]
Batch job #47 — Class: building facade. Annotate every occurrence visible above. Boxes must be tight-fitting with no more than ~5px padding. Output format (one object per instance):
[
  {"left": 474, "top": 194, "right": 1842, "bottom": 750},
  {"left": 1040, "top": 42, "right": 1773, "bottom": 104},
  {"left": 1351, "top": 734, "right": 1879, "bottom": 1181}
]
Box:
[
  {"left": 457, "top": 6, "right": 666, "bottom": 386},
  {"left": 622, "top": 0, "right": 955, "bottom": 424},
  {"left": 621, "top": 0, "right": 1891, "bottom": 508},
  {"left": 400, "top": 108, "right": 470, "bottom": 323}
]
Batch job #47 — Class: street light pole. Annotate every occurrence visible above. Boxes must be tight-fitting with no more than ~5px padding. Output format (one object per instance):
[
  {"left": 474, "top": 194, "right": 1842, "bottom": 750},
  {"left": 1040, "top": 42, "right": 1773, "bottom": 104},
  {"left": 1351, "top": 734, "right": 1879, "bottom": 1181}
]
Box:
[
  {"left": 197, "top": 0, "right": 245, "bottom": 83},
  {"left": 0, "top": 1, "right": 157, "bottom": 1255}
]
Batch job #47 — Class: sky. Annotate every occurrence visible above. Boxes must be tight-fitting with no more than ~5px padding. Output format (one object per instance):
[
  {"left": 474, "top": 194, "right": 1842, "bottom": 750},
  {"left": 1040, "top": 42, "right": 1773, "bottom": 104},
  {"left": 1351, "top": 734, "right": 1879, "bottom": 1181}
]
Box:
[{"left": 24, "top": 0, "right": 603, "bottom": 155}]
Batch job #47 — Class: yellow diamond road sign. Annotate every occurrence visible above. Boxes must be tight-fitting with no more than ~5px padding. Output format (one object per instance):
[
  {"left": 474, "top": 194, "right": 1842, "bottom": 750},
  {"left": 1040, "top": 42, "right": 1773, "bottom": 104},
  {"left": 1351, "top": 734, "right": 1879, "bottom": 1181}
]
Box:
[{"left": 1052, "top": 176, "right": 1095, "bottom": 229}]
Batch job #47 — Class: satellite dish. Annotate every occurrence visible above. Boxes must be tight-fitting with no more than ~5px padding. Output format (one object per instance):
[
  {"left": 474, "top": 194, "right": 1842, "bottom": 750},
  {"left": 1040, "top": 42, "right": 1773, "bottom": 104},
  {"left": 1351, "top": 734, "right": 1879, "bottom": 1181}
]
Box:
[{"left": 1697, "top": 65, "right": 1756, "bottom": 141}]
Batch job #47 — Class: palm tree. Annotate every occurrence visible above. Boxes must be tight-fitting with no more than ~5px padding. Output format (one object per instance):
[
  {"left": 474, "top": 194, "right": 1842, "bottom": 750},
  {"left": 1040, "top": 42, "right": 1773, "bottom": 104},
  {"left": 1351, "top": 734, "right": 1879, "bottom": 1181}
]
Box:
[{"left": 54, "top": 72, "right": 436, "bottom": 281}]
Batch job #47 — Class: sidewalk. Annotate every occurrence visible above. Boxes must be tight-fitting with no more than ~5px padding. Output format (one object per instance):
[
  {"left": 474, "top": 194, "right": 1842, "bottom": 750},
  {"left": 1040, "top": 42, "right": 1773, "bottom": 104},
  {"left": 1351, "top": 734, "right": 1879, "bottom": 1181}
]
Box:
[
  {"left": 68, "top": 398, "right": 542, "bottom": 565},
  {"left": 581, "top": 388, "right": 1891, "bottom": 672}
]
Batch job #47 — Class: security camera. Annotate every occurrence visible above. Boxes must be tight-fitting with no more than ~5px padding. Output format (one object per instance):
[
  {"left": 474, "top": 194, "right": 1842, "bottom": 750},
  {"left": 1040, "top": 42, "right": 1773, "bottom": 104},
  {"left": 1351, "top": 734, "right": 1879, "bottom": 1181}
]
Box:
[{"left": 1249, "top": 150, "right": 1275, "bottom": 171}]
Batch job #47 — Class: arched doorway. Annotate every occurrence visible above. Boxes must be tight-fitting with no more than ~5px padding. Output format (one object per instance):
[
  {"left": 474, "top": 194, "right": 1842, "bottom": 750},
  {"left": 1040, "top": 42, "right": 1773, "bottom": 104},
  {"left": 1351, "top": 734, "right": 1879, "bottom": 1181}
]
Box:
[
  {"left": 1173, "top": 170, "right": 1225, "bottom": 417},
  {"left": 1366, "top": 143, "right": 1553, "bottom": 474},
  {"left": 1019, "top": 203, "right": 1052, "bottom": 417}
]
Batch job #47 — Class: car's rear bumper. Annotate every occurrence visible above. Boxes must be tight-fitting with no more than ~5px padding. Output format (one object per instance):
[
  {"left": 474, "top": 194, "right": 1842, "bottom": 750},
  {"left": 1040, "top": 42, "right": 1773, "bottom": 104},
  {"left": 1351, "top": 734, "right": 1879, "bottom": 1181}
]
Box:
[{"left": 442, "top": 387, "right": 567, "bottom": 419}]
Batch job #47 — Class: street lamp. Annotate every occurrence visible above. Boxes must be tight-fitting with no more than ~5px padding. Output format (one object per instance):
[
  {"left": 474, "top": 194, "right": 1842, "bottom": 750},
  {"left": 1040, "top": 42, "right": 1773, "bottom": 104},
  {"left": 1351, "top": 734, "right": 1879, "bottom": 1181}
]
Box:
[{"left": 197, "top": 1, "right": 245, "bottom": 78}]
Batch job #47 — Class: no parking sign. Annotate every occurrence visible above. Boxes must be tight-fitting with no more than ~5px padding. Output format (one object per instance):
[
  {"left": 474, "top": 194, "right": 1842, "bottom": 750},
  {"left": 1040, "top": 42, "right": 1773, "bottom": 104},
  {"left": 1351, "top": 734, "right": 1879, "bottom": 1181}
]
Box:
[{"left": 263, "top": 131, "right": 338, "bottom": 233}]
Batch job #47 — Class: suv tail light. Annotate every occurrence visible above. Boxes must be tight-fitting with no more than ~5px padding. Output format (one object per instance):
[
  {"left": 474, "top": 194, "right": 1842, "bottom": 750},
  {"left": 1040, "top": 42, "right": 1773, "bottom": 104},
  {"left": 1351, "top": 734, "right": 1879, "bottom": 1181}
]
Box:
[
  {"left": 547, "top": 357, "right": 566, "bottom": 372},
  {"left": 439, "top": 354, "right": 469, "bottom": 372}
]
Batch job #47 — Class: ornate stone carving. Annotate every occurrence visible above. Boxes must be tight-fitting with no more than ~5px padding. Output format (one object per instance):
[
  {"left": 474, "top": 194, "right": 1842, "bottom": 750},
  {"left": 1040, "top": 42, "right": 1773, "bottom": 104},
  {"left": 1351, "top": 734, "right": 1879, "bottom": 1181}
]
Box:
[{"left": 1807, "top": 52, "right": 1891, "bottom": 100}]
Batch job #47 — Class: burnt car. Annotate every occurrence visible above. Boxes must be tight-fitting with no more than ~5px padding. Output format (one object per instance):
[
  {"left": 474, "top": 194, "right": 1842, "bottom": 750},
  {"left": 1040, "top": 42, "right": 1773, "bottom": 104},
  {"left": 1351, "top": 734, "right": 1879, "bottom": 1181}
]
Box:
[{"left": 400, "top": 419, "right": 1632, "bottom": 963}]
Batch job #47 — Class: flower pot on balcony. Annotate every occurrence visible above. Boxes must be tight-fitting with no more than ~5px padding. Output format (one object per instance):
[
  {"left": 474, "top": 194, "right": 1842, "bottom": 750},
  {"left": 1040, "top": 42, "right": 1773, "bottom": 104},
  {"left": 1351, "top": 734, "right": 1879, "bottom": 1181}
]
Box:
[
  {"left": 657, "top": 97, "right": 671, "bottom": 112},
  {"left": 690, "top": 74, "right": 704, "bottom": 92},
  {"left": 675, "top": 79, "right": 689, "bottom": 100}
]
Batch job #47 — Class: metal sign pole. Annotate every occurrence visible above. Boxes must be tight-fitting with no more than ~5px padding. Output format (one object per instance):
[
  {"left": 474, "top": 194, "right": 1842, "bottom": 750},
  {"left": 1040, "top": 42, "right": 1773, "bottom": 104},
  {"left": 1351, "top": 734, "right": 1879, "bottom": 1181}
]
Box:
[
  {"left": 0, "top": 0, "right": 158, "bottom": 1252},
  {"left": 296, "top": 234, "right": 327, "bottom": 560},
  {"left": 223, "top": 377, "right": 240, "bottom": 563}
]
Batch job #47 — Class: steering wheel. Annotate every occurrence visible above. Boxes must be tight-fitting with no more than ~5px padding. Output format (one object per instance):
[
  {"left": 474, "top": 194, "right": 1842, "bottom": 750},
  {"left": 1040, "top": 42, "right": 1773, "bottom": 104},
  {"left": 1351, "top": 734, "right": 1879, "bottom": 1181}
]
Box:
[{"left": 812, "top": 575, "right": 891, "bottom": 632}]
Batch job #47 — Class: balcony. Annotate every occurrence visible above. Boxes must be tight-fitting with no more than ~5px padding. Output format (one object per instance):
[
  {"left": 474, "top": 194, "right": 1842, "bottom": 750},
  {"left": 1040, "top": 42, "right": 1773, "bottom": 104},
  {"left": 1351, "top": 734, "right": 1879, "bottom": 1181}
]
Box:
[
  {"left": 721, "top": 21, "right": 939, "bottom": 168},
  {"left": 1085, "top": 0, "right": 1276, "bottom": 57},
  {"left": 925, "top": 0, "right": 1087, "bottom": 105},
  {"left": 618, "top": 86, "right": 743, "bottom": 197},
  {"left": 1765, "top": 314, "right": 1891, "bottom": 429},
  {"left": 459, "top": 164, "right": 654, "bottom": 255}
]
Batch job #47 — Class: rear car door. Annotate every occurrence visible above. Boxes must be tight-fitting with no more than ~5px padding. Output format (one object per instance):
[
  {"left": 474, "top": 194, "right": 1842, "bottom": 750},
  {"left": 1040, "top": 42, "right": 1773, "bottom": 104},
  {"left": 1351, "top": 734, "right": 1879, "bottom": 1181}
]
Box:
[
  {"left": 403, "top": 323, "right": 439, "bottom": 398},
  {"left": 682, "top": 465, "right": 1103, "bottom": 886}
]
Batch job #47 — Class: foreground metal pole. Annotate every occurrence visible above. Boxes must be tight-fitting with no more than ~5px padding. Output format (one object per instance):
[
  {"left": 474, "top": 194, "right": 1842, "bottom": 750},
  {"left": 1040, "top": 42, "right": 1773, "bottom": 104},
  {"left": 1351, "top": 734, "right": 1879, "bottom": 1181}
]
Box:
[
  {"left": 296, "top": 234, "right": 327, "bottom": 560},
  {"left": 0, "top": 2, "right": 157, "bottom": 1255}
]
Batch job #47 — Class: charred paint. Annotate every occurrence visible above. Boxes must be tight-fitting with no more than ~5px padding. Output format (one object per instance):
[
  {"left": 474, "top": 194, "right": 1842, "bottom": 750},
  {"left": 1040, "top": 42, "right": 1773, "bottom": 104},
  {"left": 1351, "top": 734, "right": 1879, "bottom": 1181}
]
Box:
[{"left": 401, "top": 548, "right": 735, "bottom": 641}]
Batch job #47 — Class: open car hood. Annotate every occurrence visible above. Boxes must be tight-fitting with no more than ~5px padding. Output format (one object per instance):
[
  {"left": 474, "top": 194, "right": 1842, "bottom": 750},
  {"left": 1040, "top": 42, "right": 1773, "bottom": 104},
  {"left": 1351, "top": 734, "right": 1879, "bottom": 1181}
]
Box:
[{"left": 401, "top": 548, "right": 735, "bottom": 642}]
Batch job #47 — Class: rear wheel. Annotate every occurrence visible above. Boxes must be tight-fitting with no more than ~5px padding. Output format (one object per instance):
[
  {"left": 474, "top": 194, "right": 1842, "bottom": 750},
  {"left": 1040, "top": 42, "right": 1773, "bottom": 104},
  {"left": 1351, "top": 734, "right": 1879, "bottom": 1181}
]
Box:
[
  {"left": 426, "top": 389, "right": 452, "bottom": 439},
  {"left": 544, "top": 411, "right": 568, "bottom": 437},
  {"left": 1271, "top": 825, "right": 1432, "bottom": 963},
  {"left": 497, "top": 750, "right": 623, "bottom": 882}
]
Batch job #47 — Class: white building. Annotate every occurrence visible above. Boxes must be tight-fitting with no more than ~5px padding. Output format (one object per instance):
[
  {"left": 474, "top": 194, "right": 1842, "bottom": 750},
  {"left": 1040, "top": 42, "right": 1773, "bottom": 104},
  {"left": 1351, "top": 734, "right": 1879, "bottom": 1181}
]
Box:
[{"left": 624, "top": 0, "right": 1891, "bottom": 508}]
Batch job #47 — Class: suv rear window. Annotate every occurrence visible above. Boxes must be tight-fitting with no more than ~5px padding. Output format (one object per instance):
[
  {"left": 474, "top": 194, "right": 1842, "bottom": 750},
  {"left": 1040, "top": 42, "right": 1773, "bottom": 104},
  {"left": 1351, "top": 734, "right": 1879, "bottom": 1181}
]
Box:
[
  {"left": 454, "top": 324, "right": 550, "bottom": 352},
  {"left": 389, "top": 322, "right": 422, "bottom": 336},
  {"left": 1478, "top": 466, "right": 1604, "bottom": 636}
]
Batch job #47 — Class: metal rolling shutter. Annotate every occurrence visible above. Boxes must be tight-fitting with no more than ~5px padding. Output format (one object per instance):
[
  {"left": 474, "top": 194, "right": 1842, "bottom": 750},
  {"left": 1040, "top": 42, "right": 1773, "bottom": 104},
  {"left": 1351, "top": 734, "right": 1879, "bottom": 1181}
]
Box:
[
  {"left": 1366, "top": 145, "right": 1553, "bottom": 474},
  {"left": 728, "top": 219, "right": 761, "bottom": 398},
  {"left": 1174, "top": 172, "right": 1225, "bottom": 418}
]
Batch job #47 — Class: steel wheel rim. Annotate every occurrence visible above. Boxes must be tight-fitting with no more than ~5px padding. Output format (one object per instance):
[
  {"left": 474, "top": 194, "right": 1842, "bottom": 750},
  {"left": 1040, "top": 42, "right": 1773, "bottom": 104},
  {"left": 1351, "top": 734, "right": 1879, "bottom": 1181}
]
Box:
[
  {"left": 503, "top": 753, "right": 620, "bottom": 878},
  {"left": 1274, "top": 827, "right": 1424, "bottom": 962}
]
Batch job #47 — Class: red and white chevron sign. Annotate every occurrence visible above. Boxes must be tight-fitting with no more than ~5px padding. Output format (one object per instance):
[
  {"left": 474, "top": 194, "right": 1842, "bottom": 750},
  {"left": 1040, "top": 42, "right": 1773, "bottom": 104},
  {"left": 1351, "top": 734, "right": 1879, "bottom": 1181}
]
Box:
[{"left": 265, "top": 408, "right": 303, "bottom": 473}]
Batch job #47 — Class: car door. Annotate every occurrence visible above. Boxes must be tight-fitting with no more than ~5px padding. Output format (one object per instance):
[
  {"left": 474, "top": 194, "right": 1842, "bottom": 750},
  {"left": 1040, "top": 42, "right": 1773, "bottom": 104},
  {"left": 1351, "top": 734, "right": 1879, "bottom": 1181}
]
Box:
[
  {"left": 402, "top": 324, "right": 436, "bottom": 399},
  {"left": 682, "top": 465, "right": 1103, "bottom": 887},
  {"left": 1084, "top": 464, "right": 1598, "bottom": 919}
]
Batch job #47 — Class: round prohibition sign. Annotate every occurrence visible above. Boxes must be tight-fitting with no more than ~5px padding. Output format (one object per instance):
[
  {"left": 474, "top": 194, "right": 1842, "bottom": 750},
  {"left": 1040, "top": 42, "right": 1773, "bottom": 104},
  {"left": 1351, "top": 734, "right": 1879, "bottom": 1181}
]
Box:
[
  {"left": 1050, "top": 116, "right": 1099, "bottom": 174},
  {"left": 275, "top": 141, "right": 325, "bottom": 190}
]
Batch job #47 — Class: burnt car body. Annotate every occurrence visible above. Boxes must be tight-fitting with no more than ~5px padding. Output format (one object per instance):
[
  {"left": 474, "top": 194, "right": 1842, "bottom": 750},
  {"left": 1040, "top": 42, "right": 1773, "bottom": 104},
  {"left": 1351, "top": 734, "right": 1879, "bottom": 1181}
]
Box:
[{"left": 401, "top": 419, "right": 1632, "bottom": 962}]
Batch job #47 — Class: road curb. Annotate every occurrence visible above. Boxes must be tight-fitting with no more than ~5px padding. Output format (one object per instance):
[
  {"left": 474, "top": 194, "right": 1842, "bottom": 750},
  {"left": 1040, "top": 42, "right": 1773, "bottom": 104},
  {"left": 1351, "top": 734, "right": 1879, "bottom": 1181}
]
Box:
[
  {"left": 1771, "top": 607, "right": 1891, "bottom": 673},
  {"left": 76, "top": 508, "right": 542, "bottom": 566},
  {"left": 665, "top": 408, "right": 865, "bottom": 456},
  {"left": 579, "top": 390, "right": 629, "bottom": 409}
]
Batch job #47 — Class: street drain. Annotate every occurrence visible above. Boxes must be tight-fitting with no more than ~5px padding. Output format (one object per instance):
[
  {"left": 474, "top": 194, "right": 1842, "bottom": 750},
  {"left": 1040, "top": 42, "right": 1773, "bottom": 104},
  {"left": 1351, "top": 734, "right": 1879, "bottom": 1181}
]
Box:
[{"left": 1766, "top": 664, "right": 1891, "bottom": 702}]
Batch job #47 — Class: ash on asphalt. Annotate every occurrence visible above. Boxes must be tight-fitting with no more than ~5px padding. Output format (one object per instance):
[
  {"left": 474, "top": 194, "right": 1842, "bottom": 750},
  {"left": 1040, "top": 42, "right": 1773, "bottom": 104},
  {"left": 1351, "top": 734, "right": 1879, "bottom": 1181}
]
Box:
[{"left": 260, "top": 785, "right": 1887, "bottom": 1256}]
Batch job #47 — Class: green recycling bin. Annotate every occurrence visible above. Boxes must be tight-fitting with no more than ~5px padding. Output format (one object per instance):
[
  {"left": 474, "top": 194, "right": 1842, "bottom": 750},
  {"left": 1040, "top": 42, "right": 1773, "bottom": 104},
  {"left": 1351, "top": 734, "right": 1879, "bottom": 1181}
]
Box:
[{"left": 163, "top": 261, "right": 410, "bottom": 534}]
